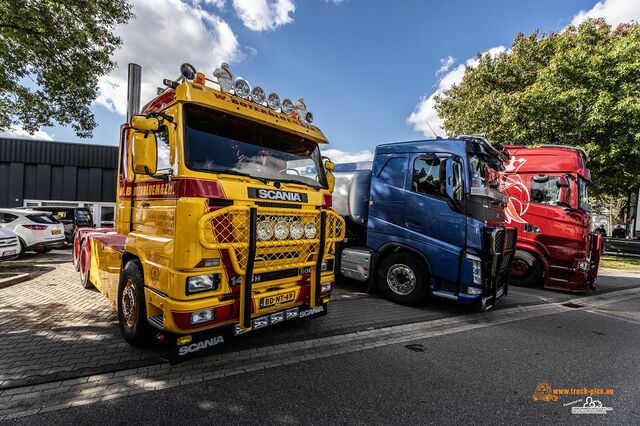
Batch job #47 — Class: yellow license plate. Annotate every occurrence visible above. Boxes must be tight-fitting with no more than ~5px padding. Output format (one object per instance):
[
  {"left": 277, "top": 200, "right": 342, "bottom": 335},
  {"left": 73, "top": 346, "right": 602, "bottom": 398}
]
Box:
[
  {"left": 259, "top": 291, "right": 295, "bottom": 309},
  {"left": 52, "top": 230, "right": 62, "bottom": 235}
]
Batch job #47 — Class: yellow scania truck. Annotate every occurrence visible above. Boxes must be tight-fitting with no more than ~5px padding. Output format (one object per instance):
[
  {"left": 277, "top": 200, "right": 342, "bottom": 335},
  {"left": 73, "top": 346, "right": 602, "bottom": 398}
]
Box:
[{"left": 74, "top": 63, "right": 344, "bottom": 359}]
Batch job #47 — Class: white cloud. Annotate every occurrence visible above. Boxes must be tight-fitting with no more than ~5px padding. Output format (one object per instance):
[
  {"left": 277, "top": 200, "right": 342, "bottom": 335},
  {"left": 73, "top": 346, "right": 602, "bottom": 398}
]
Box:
[
  {"left": 436, "top": 55, "right": 455, "bottom": 76},
  {"left": 0, "top": 126, "right": 54, "bottom": 141},
  {"left": 96, "top": 0, "right": 241, "bottom": 116},
  {"left": 408, "top": 46, "right": 505, "bottom": 137},
  {"left": 571, "top": 0, "right": 640, "bottom": 27},
  {"left": 325, "top": 0, "right": 345, "bottom": 4},
  {"left": 231, "top": 0, "right": 295, "bottom": 31},
  {"left": 321, "top": 148, "right": 374, "bottom": 164}
]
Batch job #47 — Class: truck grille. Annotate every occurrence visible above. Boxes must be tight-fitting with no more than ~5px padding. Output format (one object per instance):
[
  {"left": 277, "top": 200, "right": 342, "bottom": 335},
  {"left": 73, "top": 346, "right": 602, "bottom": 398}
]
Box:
[{"left": 198, "top": 206, "right": 345, "bottom": 275}]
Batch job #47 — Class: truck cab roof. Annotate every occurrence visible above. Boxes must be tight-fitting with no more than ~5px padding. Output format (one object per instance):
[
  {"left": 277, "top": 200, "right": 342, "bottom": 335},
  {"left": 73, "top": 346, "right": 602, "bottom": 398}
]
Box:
[
  {"left": 376, "top": 138, "right": 469, "bottom": 157},
  {"left": 504, "top": 145, "right": 590, "bottom": 180}
]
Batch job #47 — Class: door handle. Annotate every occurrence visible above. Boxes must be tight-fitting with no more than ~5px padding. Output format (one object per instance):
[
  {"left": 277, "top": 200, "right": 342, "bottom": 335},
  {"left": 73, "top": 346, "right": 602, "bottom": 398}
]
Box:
[
  {"left": 141, "top": 202, "right": 150, "bottom": 208},
  {"left": 405, "top": 221, "right": 421, "bottom": 231}
]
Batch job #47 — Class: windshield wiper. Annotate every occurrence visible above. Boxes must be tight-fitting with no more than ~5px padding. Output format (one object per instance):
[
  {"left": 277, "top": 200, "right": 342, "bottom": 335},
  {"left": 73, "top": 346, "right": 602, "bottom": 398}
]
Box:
[
  {"left": 211, "top": 169, "right": 271, "bottom": 184},
  {"left": 271, "top": 177, "right": 322, "bottom": 190}
]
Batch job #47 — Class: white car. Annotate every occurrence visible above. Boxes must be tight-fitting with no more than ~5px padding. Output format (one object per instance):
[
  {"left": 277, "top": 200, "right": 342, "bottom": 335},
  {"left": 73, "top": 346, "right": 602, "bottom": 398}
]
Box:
[
  {"left": 0, "top": 227, "right": 20, "bottom": 260},
  {"left": 0, "top": 208, "right": 66, "bottom": 256}
]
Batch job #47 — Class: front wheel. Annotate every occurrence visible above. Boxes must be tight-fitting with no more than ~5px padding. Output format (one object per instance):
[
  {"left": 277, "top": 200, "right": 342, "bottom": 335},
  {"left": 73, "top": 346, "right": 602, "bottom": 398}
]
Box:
[
  {"left": 509, "top": 251, "right": 542, "bottom": 287},
  {"left": 377, "top": 252, "right": 429, "bottom": 305},
  {"left": 118, "top": 261, "right": 151, "bottom": 347}
]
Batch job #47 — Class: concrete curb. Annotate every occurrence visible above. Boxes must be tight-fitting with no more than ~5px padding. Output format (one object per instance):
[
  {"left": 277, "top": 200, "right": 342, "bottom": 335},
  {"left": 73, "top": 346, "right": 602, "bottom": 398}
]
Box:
[{"left": 0, "top": 272, "right": 30, "bottom": 289}]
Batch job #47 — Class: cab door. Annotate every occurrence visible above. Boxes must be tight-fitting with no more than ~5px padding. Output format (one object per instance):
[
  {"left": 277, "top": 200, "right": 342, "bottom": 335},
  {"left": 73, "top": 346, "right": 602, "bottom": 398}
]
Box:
[{"left": 404, "top": 153, "right": 466, "bottom": 285}]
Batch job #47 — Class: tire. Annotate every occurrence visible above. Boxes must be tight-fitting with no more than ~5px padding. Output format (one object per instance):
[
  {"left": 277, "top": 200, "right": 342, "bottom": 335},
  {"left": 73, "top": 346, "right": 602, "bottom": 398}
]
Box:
[
  {"left": 73, "top": 234, "right": 81, "bottom": 271},
  {"left": 79, "top": 240, "right": 93, "bottom": 289},
  {"left": 377, "top": 252, "right": 429, "bottom": 305},
  {"left": 509, "top": 250, "right": 542, "bottom": 287},
  {"left": 117, "top": 261, "right": 151, "bottom": 347},
  {"left": 17, "top": 239, "right": 26, "bottom": 258}
]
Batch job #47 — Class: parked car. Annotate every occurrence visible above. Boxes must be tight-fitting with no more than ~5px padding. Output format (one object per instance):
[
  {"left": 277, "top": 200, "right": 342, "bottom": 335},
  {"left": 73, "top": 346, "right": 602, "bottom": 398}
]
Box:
[
  {"left": 0, "top": 227, "right": 21, "bottom": 260},
  {"left": 29, "top": 206, "right": 95, "bottom": 243},
  {"left": 0, "top": 208, "right": 66, "bottom": 256}
]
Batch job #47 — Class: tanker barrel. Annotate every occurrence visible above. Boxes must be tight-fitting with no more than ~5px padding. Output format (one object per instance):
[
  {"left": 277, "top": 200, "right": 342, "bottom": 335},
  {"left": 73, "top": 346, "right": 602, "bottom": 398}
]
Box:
[
  {"left": 333, "top": 164, "right": 372, "bottom": 226},
  {"left": 126, "top": 63, "right": 142, "bottom": 122}
]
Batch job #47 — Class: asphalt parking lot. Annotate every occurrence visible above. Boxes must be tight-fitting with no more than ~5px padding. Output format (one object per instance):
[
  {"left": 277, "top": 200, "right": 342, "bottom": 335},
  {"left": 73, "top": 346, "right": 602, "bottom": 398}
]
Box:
[{"left": 0, "top": 249, "right": 639, "bottom": 422}]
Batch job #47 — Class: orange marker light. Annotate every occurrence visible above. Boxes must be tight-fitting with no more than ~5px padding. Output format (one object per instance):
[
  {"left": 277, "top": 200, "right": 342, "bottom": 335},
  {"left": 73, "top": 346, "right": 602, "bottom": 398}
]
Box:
[{"left": 194, "top": 72, "right": 206, "bottom": 85}]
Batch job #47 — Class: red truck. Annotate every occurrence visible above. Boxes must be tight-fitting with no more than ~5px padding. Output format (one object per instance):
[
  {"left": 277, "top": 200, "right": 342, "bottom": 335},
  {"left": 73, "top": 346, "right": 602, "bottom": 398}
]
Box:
[{"left": 501, "top": 145, "right": 601, "bottom": 292}]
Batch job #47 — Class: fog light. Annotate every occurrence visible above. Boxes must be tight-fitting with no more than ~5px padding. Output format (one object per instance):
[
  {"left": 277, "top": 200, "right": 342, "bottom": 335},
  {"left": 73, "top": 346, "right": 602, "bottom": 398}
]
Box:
[
  {"left": 253, "top": 316, "right": 269, "bottom": 329},
  {"left": 186, "top": 274, "right": 218, "bottom": 295},
  {"left": 233, "top": 324, "right": 250, "bottom": 336},
  {"left": 270, "top": 311, "right": 284, "bottom": 324},
  {"left": 189, "top": 309, "right": 214, "bottom": 325},
  {"left": 578, "top": 261, "right": 590, "bottom": 271},
  {"left": 285, "top": 307, "right": 299, "bottom": 320},
  {"left": 321, "top": 282, "right": 333, "bottom": 293},
  {"left": 274, "top": 220, "right": 289, "bottom": 240},
  {"left": 466, "top": 287, "right": 483, "bottom": 295}
]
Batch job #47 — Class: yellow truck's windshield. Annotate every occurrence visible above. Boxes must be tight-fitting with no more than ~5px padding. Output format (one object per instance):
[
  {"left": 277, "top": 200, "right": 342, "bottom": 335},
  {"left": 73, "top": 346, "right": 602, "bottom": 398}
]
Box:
[{"left": 184, "top": 104, "right": 327, "bottom": 189}]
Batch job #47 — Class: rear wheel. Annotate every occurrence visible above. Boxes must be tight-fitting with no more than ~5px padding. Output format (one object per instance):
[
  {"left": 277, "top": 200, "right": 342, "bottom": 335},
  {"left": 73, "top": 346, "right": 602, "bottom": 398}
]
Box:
[
  {"left": 377, "top": 252, "right": 429, "bottom": 305},
  {"left": 79, "top": 240, "right": 93, "bottom": 289},
  {"left": 118, "top": 261, "right": 151, "bottom": 347},
  {"left": 509, "top": 251, "right": 542, "bottom": 287},
  {"left": 73, "top": 234, "right": 81, "bottom": 271}
]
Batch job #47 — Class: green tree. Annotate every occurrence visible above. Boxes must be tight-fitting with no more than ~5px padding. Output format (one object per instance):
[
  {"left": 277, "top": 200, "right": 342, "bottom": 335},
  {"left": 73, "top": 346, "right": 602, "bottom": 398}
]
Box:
[
  {"left": 0, "top": 0, "right": 132, "bottom": 138},
  {"left": 435, "top": 19, "right": 640, "bottom": 197}
]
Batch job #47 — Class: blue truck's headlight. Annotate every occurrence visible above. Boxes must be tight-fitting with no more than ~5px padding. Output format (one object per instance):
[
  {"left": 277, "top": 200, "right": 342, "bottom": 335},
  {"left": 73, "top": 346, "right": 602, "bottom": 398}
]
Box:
[
  {"left": 186, "top": 274, "right": 218, "bottom": 294},
  {"left": 466, "top": 253, "right": 482, "bottom": 285}
]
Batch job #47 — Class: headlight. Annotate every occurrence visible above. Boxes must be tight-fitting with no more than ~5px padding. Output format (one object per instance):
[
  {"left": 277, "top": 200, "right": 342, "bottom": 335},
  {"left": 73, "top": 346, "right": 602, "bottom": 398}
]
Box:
[
  {"left": 186, "top": 274, "right": 218, "bottom": 295},
  {"left": 190, "top": 309, "right": 214, "bottom": 325},
  {"left": 251, "top": 86, "right": 266, "bottom": 104},
  {"left": 304, "top": 221, "right": 317, "bottom": 239},
  {"left": 466, "top": 253, "right": 482, "bottom": 285},
  {"left": 290, "top": 221, "right": 304, "bottom": 239},
  {"left": 274, "top": 220, "right": 289, "bottom": 240},
  {"left": 257, "top": 221, "right": 274, "bottom": 241},
  {"left": 281, "top": 98, "right": 294, "bottom": 114},
  {"left": 233, "top": 78, "right": 251, "bottom": 98},
  {"left": 304, "top": 112, "right": 313, "bottom": 123},
  {"left": 578, "top": 261, "right": 590, "bottom": 271},
  {"left": 267, "top": 92, "right": 280, "bottom": 110},
  {"left": 321, "top": 282, "right": 333, "bottom": 293}
]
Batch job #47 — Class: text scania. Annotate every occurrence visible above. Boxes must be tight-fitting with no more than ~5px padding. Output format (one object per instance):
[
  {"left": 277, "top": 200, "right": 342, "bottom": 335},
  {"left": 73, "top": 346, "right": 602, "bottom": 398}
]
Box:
[
  {"left": 257, "top": 189, "right": 303, "bottom": 202},
  {"left": 178, "top": 335, "right": 225, "bottom": 356}
]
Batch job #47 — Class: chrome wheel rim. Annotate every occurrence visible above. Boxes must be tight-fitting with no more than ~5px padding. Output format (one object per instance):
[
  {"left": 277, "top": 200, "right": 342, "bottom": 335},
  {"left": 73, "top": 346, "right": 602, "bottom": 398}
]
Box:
[
  {"left": 121, "top": 279, "right": 138, "bottom": 328},
  {"left": 386, "top": 264, "right": 416, "bottom": 295}
]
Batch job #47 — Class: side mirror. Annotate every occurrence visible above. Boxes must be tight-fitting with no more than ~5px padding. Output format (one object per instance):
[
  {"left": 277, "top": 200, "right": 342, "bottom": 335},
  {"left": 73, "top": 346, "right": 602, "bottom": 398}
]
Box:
[
  {"left": 130, "top": 115, "right": 161, "bottom": 132},
  {"left": 557, "top": 176, "right": 571, "bottom": 208},
  {"left": 132, "top": 131, "right": 157, "bottom": 175},
  {"left": 580, "top": 201, "right": 592, "bottom": 212},
  {"left": 324, "top": 160, "right": 336, "bottom": 192}
]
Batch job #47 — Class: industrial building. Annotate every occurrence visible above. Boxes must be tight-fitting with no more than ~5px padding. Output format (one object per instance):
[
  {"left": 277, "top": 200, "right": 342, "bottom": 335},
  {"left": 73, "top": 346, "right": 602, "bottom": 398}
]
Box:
[{"left": 0, "top": 137, "right": 118, "bottom": 226}]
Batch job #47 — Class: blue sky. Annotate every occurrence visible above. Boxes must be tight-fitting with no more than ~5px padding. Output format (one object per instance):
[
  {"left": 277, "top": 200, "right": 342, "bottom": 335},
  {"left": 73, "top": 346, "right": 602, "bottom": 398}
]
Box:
[{"left": 6, "top": 0, "right": 636, "bottom": 162}]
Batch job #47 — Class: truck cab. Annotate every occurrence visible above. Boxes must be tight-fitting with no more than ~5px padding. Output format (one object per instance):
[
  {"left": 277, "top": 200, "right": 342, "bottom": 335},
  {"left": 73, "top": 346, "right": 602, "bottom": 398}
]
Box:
[
  {"left": 502, "top": 145, "right": 600, "bottom": 292},
  {"left": 335, "top": 136, "right": 516, "bottom": 310},
  {"left": 75, "top": 63, "right": 345, "bottom": 355}
]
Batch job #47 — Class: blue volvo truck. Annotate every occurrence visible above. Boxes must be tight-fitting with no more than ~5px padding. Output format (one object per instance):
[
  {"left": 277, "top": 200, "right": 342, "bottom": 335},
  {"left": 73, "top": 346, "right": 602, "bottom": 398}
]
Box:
[{"left": 333, "top": 135, "right": 516, "bottom": 311}]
